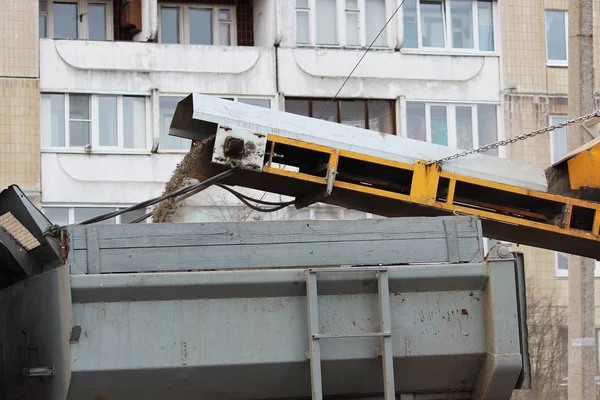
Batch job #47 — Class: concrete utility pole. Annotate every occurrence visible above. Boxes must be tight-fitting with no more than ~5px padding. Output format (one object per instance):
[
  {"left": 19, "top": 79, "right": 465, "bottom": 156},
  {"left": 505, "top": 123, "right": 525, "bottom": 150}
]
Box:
[{"left": 568, "top": 0, "right": 596, "bottom": 399}]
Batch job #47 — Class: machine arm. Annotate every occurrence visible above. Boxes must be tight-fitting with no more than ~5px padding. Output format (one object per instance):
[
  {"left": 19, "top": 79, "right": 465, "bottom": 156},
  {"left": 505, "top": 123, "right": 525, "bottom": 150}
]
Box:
[{"left": 169, "top": 94, "right": 600, "bottom": 260}]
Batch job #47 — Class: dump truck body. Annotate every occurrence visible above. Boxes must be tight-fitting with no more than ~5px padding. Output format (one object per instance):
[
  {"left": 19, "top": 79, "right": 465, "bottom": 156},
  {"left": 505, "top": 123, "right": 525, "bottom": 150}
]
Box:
[{"left": 0, "top": 195, "right": 530, "bottom": 399}]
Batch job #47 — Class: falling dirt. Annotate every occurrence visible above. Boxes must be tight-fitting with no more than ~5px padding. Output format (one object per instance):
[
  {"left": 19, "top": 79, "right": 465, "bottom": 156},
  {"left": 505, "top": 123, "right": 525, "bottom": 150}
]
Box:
[{"left": 152, "top": 141, "right": 206, "bottom": 224}]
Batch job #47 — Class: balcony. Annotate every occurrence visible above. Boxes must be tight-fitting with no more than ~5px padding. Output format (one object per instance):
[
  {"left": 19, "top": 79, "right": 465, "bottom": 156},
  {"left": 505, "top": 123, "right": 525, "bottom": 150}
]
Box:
[
  {"left": 278, "top": 47, "right": 501, "bottom": 102},
  {"left": 39, "top": 39, "right": 276, "bottom": 95}
]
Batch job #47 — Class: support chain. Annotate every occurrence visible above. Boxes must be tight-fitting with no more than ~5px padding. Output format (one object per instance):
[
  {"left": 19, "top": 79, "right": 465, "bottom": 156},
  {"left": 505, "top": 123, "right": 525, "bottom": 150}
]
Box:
[{"left": 428, "top": 110, "right": 600, "bottom": 165}]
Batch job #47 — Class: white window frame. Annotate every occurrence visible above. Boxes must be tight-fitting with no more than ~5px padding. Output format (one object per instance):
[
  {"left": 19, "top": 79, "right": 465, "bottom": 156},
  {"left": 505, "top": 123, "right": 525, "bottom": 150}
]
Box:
[
  {"left": 158, "top": 94, "right": 275, "bottom": 153},
  {"left": 402, "top": 0, "right": 498, "bottom": 55},
  {"left": 220, "top": 96, "right": 276, "bottom": 109},
  {"left": 549, "top": 114, "right": 568, "bottom": 164},
  {"left": 43, "top": 0, "right": 114, "bottom": 40},
  {"left": 555, "top": 251, "right": 600, "bottom": 277},
  {"left": 404, "top": 101, "right": 500, "bottom": 154},
  {"left": 296, "top": 0, "right": 390, "bottom": 48},
  {"left": 158, "top": 4, "right": 237, "bottom": 46},
  {"left": 40, "top": 1, "right": 49, "bottom": 38},
  {"left": 41, "top": 92, "right": 151, "bottom": 154},
  {"left": 42, "top": 206, "right": 151, "bottom": 224},
  {"left": 545, "top": 10, "right": 568, "bottom": 67}
]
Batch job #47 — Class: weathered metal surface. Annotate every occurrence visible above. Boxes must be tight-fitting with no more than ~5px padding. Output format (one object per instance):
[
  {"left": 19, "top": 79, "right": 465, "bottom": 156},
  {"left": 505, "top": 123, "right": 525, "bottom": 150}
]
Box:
[
  {"left": 171, "top": 93, "right": 547, "bottom": 192},
  {"left": 64, "top": 260, "right": 522, "bottom": 400},
  {"left": 0, "top": 265, "right": 72, "bottom": 400},
  {"left": 1, "top": 215, "right": 528, "bottom": 399},
  {"left": 0, "top": 185, "right": 62, "bottom": 289},
  {"left": 66, "top": 216, "right": 484, "bottom": 274},
  {"left": 175, "top": 96, "right": 600, "bottom": 260}
]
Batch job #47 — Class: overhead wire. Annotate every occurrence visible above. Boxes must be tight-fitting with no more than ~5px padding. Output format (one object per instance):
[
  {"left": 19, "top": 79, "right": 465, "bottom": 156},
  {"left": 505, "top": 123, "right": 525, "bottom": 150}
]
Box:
[
  {"left": 59, "top": 5, "right": 406, "bottom": 228},
  {"left": 318, "top": 0, "right": 406, "bottom": 118},
  {"left": 241, "top": 1, "right": 406, "bottom": 221},
  {"left": 130, "top": 182, "right": 295, "bottom": 224},
  {"left": 75, "top": 168, "right": 238, "bottom": 226}
]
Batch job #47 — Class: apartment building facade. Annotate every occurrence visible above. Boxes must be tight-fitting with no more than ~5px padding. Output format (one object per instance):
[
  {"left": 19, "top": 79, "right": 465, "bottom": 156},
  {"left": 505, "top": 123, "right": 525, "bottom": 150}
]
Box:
[
  {"left": 34, "top": 0, "right": 504, "bottom": 225},
  {"left": 500, "top": 0, "right": 600, "bottom": 385}
]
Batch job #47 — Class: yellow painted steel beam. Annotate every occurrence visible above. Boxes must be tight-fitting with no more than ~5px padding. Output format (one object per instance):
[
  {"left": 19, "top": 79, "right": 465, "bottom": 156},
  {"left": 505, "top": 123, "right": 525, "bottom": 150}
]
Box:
[
  {"left": 567, "top": 140, "right": 600, "bottom": 190},
  {"left": 263, "top": 135, "right": 600, "bottom": 244}
]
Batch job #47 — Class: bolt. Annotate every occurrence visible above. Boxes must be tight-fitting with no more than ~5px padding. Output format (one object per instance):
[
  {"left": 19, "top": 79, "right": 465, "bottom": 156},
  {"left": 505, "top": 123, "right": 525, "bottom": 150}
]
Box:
[
  {"left": 497, "top": 245, "right": 511, "bottom": 258},
  {"left": 223, "top": 137, "right": 244, "bottom": 158}
]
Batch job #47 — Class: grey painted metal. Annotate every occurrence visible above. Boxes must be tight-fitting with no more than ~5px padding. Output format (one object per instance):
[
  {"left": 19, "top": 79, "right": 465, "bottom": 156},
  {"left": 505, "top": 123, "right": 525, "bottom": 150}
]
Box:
[
  {"left": 443, "top": 219, "right": 460, "bottom": 264},
  {"left": 0, "top": 185, "right": 62, "bottom": 288},
  {"left": 514, "top": 252, "right": 532, "bottom": 390},
  {"left": 0, "top": 265, "right": 72, "bottom": 399},
  {"left": 1, "top": 216, "right": 529, "bottom": 399},
  {"left": 472, "top": 254, "right": 523, "bottom": 399},
  {"left": 305, "top": 268, "right": 396, "bottom": 400},
  {"left": 170, "top": 93, "right": 547, "bottom": 192},
  {"left": 306, "top": 270, "right": 323, "bottom": 400},
  {"left": 63, "top": 260, "right": 523, "bottom": 399},
  {"left": 378, "top": 270, "right": 396, "bottom": 399},
  {"left": 66, "top": 216, "right": 484, "bottom": 274},
  {"left": 0, "top": 225, "right": 37, "bottom": 276},
  {"left": 85, "top": 227, "right": 100, "bottom": 274}
]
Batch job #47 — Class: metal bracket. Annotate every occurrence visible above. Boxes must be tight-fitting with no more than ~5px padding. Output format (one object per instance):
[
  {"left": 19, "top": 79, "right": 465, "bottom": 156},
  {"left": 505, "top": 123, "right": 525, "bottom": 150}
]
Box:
[
  {"left": 558, "top": 204, "right": 570, "bottom": 228},
  {"left": 443, "top": 219, "right": 460, "bottom": 264},
  {"left": 294, "top": 163, "right": 337, "bottom": 209},
  {"left": 21, "top": 367, "right": 54, "bottom": 377}
]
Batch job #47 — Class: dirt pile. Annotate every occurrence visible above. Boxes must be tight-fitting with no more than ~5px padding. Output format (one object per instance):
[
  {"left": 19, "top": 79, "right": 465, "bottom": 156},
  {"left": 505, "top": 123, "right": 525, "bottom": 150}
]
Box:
[{"left": 152, "top": 141, "right": 205, "bottom": 223}]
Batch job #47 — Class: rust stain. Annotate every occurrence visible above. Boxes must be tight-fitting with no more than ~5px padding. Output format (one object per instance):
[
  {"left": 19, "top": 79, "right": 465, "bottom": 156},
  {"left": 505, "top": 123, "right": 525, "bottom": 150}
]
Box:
[
  {"left": 220, "top": 126, "right": 232, "bottom": 131},
  {"left": 253, "top": 132, "right": 266, "bottom": 138},
  {"left": 461, "top": 309, "right": 469, "bottom": 316}
]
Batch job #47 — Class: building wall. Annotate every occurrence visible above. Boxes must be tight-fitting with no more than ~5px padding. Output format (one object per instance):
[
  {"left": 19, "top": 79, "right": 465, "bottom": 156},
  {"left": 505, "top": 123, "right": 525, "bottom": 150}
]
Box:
[
  {"left": 38, "top": 0, "right": 504, "bottom": 217},
  {"left": 500, "top": 0, "right": 600, "bottom": 332},
  {"left": 0, "top": 0, "right": 41, "bottom": 203}
]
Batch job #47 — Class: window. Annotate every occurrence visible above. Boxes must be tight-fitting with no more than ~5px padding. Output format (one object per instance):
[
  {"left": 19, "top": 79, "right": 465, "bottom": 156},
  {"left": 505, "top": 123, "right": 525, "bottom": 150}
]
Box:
[
  {"left": 42, "top": 206, "right": 150, "bottom": 225},
  {"left": 42, "top": 0, "right": 112, "bottom": 40},
  {"left": 285, "top": 98, "right": 396, "bottom": 134},
  {"left": 88, "top": 3, "right": 107, "bottom": 40},
  {"left": 159, "top": 4, "right": 236, "bottom": 45},
  {"left": 296, "top": 0, "right": 310, "bottom": 43},
  {"left": 406, "top": 102, "right": 498, "bottom": 155},
  {"left": 545, "top": 10, "right": 568, "bottom": 65},
  {"left": 54, "top": 2, "right": 79, "bottom": 39},
  {"left": 295, "top": 0, "right": 388, "bottom": 48},
  {"left": 550, "top": 115, "right": 568, "bottom": 164},
  {"left": 41, "top": 93, "right": 148, "bottom": 151},
  {"left": 40, "top": 1, "right": 48, "bottom": 38},
  {"left": 403, "top": 0, "right": 495, "bottom": 52},
  {"left": 555, "top": 251, "right": 600, "bottom": 277},
  {"left": 159, "top": 96, "right": 271, "bottom": 151}
]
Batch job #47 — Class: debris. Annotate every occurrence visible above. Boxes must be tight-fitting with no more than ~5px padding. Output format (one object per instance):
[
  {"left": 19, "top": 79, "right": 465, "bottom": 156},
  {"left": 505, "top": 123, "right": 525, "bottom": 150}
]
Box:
[{"left": 152, "top": 141, "right": 206, "bottom": 223}]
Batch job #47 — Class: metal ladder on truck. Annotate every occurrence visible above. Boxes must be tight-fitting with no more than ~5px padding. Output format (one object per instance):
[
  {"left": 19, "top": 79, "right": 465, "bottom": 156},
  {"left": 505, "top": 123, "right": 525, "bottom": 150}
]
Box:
[{"left": 306, "top": 267, "right": 395, "bottom": 400}]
